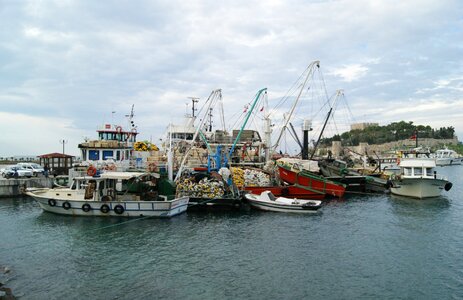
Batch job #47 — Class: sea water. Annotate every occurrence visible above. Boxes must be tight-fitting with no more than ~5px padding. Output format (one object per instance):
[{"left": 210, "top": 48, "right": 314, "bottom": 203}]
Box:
[{"left": 1, "top": 166, "right": 463, "bottom": 299}]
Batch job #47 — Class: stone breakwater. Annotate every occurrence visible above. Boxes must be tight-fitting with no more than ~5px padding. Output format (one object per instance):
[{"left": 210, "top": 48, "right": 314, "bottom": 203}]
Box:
[
  {"left": 0, "top": 266, "right": 15, "bottom": 299},
  {"left": 0, "top": 178, "right": 53, "bottom": 198}
]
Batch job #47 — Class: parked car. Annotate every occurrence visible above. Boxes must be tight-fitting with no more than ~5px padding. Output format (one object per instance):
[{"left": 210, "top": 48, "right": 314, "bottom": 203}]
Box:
[
  {"left": 16, "top": 163, "right": 45, "bottom": 176},
  {"left": 2, "top": 166, "right": 33, "bottom": 179}
]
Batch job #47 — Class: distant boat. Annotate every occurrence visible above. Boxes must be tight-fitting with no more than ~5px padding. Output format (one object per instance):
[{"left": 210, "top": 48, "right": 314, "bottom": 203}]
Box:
[
  {"left": 390, "top": 158, "right": 452, "bottom": 199},
  {"left": 433, "top": 148, "right": 462, "bottom": 166},
  {"left": 245, "top": 191, "right": 322, "bottom": 213},
  {"left": 26, "top": 172, "right": 189, "bottom": 218}
]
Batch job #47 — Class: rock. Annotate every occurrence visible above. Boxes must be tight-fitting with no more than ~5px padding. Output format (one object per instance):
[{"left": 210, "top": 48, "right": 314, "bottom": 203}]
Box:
[{"left": 0, "top": 287, "right": 15, "bottom": 299}]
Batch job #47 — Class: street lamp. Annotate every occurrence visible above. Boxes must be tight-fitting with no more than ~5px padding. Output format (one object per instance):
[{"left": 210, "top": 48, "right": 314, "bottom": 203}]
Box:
[{"left": 59, "top": 139, "right": 68, "bottom": 154}]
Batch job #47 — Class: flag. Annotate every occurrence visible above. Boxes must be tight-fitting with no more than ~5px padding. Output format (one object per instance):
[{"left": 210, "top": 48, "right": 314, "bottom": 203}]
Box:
[
  {"left": 260, "top": 106, "right": 264, "bottom": 112},
  {"left": 410, "top": 135, "right": 416, "bottom": 140}
]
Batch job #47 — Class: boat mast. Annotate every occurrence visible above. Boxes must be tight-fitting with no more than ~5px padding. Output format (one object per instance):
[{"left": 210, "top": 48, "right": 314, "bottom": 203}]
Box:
[
  {"left": 309, "top": 89, "right": 343, "bottom": 159},
  {"left": 167, "top": 124, "right": 174, "bottom": 181},
  {"left": 263, "top": 92, "right": 272, "bottom": 161},
  {"left": 225, "top": 88, "right": 267, "bottom": 166},
  {"left": 175, "top": 89, "right": 222, "bottom": 181},
  {"left": 272, "top": 61, "right": 320, "bottom": 153}
]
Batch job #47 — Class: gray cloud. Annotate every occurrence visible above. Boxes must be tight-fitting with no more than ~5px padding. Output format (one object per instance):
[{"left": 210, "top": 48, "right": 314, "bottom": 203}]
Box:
[{"left": 0, "top": 0, "right": 462, "bottom": 155}]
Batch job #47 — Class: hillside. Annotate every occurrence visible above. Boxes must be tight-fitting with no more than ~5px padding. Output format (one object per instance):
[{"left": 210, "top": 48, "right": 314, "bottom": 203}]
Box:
[{"left": 321, "top": 121, "right": 456, "bottom": 147}]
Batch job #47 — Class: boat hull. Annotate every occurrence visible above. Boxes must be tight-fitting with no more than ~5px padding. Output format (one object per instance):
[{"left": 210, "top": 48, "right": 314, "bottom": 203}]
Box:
[
  {"left": 435, "top": 158, "right": 462, "bottom": 166},
  {"left": 277, "top": 166, "right": 345, "bottom": 197},
  {"left": 27, "top": 193, "right": 189, "bottom": 218},
  {"left": 245, "top": 194, "right": 321, "bottom": 213},
  {"left": 390, "top": 178, "right": 449, "bottom": 199},
  {"left": 243, "top": 186, "right": 325, "bottom": 200},
  {"left": 187, "top": 196, "right": 243, "bottom": 211}
]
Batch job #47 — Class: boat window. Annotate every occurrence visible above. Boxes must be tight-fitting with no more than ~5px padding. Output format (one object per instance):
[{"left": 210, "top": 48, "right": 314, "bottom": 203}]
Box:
[
  {"left": 116, "top": 150, "right": 120, "bottom": 160},
  {"left": 403, "top": 167, "right": 412, "bottom": 176},
  {"left": 425, "top": 168, "right": 433, "bottom": 176},
  {"left": 414, "top": 168, "right": 423, "bottom": 176},
  {"left": 89, "top": 150, "right": 99, "bottom": 160},
  {"left": 71, "top": 181, "right": 76, "bottom": 190},
  {"left": 103, "top": 150, "right": 113, "bottom": 160},
  {"left": 116, "top": 179, "right": 123, "bottom": 192}
]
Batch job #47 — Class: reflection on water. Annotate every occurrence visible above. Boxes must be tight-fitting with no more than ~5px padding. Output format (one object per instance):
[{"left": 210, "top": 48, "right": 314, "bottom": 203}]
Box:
[{"left": 1, "top": 164, "right": 463, "bottom": 299}]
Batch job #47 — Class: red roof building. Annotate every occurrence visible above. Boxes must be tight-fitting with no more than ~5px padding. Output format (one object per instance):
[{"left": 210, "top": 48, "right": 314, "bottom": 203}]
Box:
[{"left": 38, "top": 153, "right": 75, "bottom": 176}]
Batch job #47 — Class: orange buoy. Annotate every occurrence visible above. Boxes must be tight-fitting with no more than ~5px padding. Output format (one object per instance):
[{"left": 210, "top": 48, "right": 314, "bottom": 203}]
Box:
[{"left": 87, "top": 166, "right": 97, "bottom": 176}]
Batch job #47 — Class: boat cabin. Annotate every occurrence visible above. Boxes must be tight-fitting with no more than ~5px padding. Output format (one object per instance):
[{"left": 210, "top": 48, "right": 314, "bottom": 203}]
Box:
[
  {"left": 78, "top": 124, "right": 138, "bottom": 162},
  {"left": 399, "top": 159, "right": 437, "bottom": 179},
  {"left": 70, "top": 172, "right": 161, "bottom": 201}
]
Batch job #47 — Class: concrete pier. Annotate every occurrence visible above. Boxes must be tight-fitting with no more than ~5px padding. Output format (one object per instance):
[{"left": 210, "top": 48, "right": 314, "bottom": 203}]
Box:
[{"left": 0, "top": 177, "right": 53, "bottom": 198}]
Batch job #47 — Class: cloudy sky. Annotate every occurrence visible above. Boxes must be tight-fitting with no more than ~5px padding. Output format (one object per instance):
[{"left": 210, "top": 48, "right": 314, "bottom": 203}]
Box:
[{"left": 1, "top": 0, "right": 462, "bottom": 157}]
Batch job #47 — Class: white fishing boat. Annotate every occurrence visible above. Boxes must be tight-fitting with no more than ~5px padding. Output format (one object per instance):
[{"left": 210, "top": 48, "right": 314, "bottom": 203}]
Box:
[
  {"left": 433, "top": 148, "right": 462, "bottom": 166},
  {"left": 26, "top": 172, "right": 189, "bottom": 218},
  {"left": 390, "top": 158, "right": 452, "bottom": 199},
  {"left": 244, "top": 190, "right": 322, "bottom": 213}
]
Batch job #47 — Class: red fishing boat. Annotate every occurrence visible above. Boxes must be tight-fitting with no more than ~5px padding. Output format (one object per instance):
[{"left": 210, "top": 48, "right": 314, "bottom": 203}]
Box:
[
  {"left": 243, "top": 185, "right": 325, "bottom": 200},
  {"left": 277, "top": 164, "right": 346, "bottom": 198}
]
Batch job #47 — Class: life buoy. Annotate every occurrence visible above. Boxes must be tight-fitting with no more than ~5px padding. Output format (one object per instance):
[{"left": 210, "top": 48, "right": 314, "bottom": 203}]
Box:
[
  {"left": 48, "top": 199, "right": 56, "bottom": 207},
  {"left": 62, "top": 201, "right": 71, "bottom": 210},
  {"left": 114, "top": 205, "right": 125, "bottom": 215},
  {"left": 82, "top": 203, "right": 91, "bottom": 212},
  {"left": 87, "top": 166, "right": 97, "bottom": 177},
  {"left": 100, "top": 204, "right": 110, "bottom": 213},
  {"left": 126, "top": 128, "right": 137, "bottom": 141}
]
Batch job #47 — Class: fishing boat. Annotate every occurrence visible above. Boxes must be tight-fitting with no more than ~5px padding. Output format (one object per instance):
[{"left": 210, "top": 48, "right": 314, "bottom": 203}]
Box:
[
  {"left": 318, "top": 159, "right": 389, "bottom": 193},
  {"left": 26, "top": 171, "right": 189, "bottom": 217},
  {"left": 390, "top": 158, "right": 452, "bottom": 199},
  {"left": 276, "top": 160, "right": 346, "bottom": 197},
  {"left": 244, "top": 191, "right": 322, "bottom": 213},
  {"left": 78, "top": 105, "right": 138, "bottom": 164}
]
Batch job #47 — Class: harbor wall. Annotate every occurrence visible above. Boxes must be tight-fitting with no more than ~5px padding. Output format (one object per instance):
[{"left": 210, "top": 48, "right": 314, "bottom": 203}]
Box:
[
  {"left": 323, "top": 137, "right": 459, "bottom": 157},
  {"left": 0, "top": 178, "right": 53, "bottom": 198}
]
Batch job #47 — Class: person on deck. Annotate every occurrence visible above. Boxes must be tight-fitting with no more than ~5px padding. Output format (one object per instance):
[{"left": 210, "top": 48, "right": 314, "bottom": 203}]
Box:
[
  {"left": 218, "top": 165, "right": 232, "bottom": 186},
  {"left": 44, "top": 164, "right": 49, "bottom": 178}
]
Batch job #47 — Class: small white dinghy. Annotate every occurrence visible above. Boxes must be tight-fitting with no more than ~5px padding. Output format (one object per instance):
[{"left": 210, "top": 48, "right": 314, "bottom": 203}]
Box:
[{"left": 244, "top": 190, "right": 322, "bottom": 213}]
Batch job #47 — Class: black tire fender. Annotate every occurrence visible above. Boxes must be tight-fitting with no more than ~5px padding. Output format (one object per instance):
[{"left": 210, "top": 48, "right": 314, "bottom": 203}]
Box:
[
  {"left": 114, "top": 205, "right": 125, "bottom": 215},
  {"left": 62, "top": 201, "right": 71, "bottom": 210},
  {"left": 100, "top": 204, "right": 110, "bottom": 213},
  {"left": 82, "top": 203, "right": 92, "bottom": 212}
]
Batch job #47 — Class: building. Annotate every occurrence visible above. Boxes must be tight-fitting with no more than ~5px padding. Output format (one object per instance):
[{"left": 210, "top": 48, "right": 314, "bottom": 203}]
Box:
[
  {"left": 350, "top": 122, "right": 379, "bottom": 131},
  {"left": 38, "top": 153, "right": 75, "bottom": 176}
]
